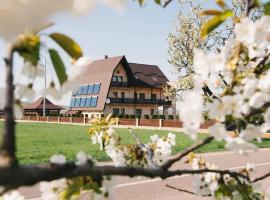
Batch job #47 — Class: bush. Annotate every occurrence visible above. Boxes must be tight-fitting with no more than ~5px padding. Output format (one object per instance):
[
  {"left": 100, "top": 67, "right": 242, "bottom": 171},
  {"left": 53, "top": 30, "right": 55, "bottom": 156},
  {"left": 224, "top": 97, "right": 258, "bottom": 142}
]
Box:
[
  {"left": 151, "top": 115, "right": 157, "bottom": 119},
  {"left": 168, "top": 115, "right": 174, "bottom": 120},
  {"left": 176, "top": 115, "right": 179, "bottom": 120},
  {"left": 144, "top": 114, "right": 149, "bottom": 119},
  {"left": 129, "top": 115, "right": 135, "bottom": 119},
  {"left": 100, "top": 114, "right": 105, "bottom": 118},
  {"left": 123, "top": 114, "right": 129, "bottom": 119},
  {"left": 118, "top": 114, "right": 123, "bottom": 118},
  {"left": 136, "top": 115, "right": 141, "bottom": 119},
  {"left": 111, "top": 114, "right": 117, "bottom": 118},
  {"left": 158, "top": 115, "right": 165, "bottom": 119}
]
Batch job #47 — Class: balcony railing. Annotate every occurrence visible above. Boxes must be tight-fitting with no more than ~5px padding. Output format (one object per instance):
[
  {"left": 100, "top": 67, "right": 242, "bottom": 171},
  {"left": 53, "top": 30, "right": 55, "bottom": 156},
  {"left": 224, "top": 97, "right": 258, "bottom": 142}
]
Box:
[
  {"left": 110, "top": 81, "right": 129, "bottom": 87},
  {"left": 109, "top": 98, "right": 172, "bottom": 105}
]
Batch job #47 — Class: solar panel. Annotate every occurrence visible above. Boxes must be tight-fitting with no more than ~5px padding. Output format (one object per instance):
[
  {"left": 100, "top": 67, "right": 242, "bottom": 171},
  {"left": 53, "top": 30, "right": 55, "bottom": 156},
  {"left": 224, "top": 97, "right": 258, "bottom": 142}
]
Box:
[
  {"left": 82, "top": 85, "right": 89, "bottom": 95},
  {"left": 85, "top": 97, "right": 92, "bottom": 107},
  {"left": 88, "top": 84, "right": 94, "bottom": 94},
  {"left": 77, "top": 86, "right": 84, "bottom": 95},
  {"left": 90, "top": 96, "right": 98, "bottom": 107},
  {"left": 70, "top": 98, "right": 75, "bottom": 107},
  {"left": 93, "top": 83, "right": 100, "bottom": 94},
  {"left": 80, "top": 98, "right": 86, "bottom": 107},
  {"left": 75, "top": 98, "right": 81, "bottom": 107}
]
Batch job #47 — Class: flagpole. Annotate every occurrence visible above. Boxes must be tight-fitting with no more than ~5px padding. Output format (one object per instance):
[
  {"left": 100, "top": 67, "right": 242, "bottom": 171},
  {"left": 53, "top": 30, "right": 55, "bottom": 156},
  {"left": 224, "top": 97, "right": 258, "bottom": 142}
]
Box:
[{"left": 43, "top": 51, "right": 46, "bottom": 117}]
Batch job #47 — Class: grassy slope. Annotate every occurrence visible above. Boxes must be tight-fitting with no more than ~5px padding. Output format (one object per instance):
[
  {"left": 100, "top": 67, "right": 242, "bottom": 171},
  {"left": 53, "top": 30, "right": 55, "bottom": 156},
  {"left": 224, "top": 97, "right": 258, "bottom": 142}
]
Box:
[{"left": 0, "top": 121, "right": 269, "bottom": 164}]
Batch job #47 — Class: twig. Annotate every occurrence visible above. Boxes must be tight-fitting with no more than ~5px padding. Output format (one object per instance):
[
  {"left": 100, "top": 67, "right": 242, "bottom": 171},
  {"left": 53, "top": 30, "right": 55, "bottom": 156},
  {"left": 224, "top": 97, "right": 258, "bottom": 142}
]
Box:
[
  {"left": 166, "top": 184, "right": 211, "bottom": 197},
  {"left": 163, "top": 0, "right": 173, "bottom": 8},
  {"left": 161, "top": 136, "right": 214, "bottom": 169},
  {"left": 251, "top": 172, "right": 270, "bottom": 183},
  {"left": 0, "top": 47, "right": 16, "bottom": 165},
  {"left": 128, "top": 129, "right": 157, "bottom": 168}
]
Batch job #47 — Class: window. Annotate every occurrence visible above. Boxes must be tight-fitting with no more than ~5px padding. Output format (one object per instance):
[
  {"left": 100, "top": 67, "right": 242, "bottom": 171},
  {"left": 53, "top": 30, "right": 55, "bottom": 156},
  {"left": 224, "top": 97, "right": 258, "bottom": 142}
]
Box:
[
  {"left": 136, "top": 109, "right": 142, "bottom": 115},
  {"left": 150, "top": 109, "right": 155, "bottom": 115},
  {"left": 113, "top": 108, "right": 119, "bottom": 115},
  {"left": 113, "top": 92, "right": 118, "bottom": 98},
  {"left": 82, "top": 85, "right": 89, "bottom": 95},
  {"left": 85, "top": 97, "right": 92, "bottom": 107},
  {"left": 93, "top": 83, "right": 101, "bottom": 94},
  {"left": 87, "top": 84, "right": 93, "bottom": 94},
  {"left": 151, "top": 94, "right": 157, "bottom": 100},
  {"left": 120, "top": 108, "right": 125, "bottom": 114},
  {"left": 70, "top": 98, "right": 75, "bottom": 107},
  {"left": 90, "top": 96, "right": 98, "bottom": 107},
  {"left": 139, "top": 93, "right": 145, "bottom": 99},
  {"left": 80, "top": 98, "right": 86, "bottom": 107},
  {"left": 118, "top": 76, "right": 123, "bottom": 82},
  {"left": 77, "top": 86, "right": 84, "bottom": 95},
  {"left": 121, "top": 92, "right": 125, "bottom": 99},
  {"left": 112, "top": 76, "right": 117, "bottom": 82},
  {"left": 75, "top": 98, "right": 81, "bottom": 107}
]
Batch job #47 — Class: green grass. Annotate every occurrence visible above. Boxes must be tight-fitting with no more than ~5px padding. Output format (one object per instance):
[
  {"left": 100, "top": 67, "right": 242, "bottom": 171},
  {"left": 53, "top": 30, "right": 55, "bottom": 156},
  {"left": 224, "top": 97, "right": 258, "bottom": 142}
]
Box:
[{"left": 0, "top": 121, "right": 269, "bottom": 164}]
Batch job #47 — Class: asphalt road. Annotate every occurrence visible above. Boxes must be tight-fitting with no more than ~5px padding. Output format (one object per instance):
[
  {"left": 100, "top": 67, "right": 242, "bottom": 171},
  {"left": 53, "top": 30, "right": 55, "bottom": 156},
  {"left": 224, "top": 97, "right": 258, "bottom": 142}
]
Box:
[{"left": 19, "top": 148, "right": 270, "bottom": 200}]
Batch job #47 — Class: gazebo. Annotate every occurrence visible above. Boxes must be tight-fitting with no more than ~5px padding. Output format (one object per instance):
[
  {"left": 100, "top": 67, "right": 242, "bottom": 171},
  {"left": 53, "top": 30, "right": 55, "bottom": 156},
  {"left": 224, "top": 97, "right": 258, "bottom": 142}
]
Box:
[{"left": 23, "top": 97, "right": 62, "bottom": 116}]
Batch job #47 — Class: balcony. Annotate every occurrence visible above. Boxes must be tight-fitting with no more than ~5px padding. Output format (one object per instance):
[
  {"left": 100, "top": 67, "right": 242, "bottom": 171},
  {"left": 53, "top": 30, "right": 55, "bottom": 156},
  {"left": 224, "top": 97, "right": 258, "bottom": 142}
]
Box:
[
  {"left": 110, "top": 81, "right": 129, "bottom": 87},
  {"left": 109, "top": 98, "right": 172, "bottom": 105}
]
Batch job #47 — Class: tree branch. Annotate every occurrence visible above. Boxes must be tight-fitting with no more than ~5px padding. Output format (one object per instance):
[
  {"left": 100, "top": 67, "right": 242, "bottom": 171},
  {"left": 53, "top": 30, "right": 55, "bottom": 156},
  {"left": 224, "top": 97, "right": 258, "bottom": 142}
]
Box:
[
  {"left": 161, "top": 136, "right": 214, "bottom": 169},
  {"left": 0, "top": 160, "right": 249, "bottom": 192},
  {"left": 166, "top": 184, "right": 211, "bottom": 197},
  {"left": 0, "top": 47, "right": 16, "bottom": 165},
  {"left": 251, "top": 172, "right": 270, "bottom": 183}
]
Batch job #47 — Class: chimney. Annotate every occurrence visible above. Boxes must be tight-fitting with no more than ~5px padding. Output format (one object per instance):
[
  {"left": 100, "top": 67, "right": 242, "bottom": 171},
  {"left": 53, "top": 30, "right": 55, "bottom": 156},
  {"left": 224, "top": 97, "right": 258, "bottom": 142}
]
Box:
[{"left": 104, "top": 55, "right": 109, "bottom": 59}]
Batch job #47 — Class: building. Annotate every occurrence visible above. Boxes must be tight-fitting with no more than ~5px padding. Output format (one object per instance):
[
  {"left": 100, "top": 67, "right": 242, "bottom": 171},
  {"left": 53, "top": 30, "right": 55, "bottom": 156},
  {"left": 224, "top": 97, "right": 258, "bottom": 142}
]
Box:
[
  {"left": 23, "top": 97, "right": 62, "bottom": 116},
  {"left": 69, "top": 56, "right": 175, "bottom": 118}
]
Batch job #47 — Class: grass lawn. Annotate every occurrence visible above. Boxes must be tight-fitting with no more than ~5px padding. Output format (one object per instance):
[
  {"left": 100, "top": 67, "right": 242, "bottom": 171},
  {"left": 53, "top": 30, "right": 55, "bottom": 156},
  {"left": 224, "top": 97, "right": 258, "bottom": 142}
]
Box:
[{"left": 0, "top": 121, "right": 270, "bottom": 164}]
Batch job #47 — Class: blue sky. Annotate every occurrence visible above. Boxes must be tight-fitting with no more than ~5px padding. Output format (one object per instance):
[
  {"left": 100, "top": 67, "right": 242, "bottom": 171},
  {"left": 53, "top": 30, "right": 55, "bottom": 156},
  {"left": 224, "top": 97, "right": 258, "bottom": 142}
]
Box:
[{"left": 3, "top": 1, "right": 181, "bottom": 106}]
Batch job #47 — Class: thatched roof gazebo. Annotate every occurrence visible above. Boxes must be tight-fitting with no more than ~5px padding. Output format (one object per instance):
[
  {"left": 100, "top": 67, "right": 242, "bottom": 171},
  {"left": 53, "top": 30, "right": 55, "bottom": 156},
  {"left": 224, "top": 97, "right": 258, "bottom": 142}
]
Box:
[{"left": 23, "top": 97, "right": 62, "bottom": 116}]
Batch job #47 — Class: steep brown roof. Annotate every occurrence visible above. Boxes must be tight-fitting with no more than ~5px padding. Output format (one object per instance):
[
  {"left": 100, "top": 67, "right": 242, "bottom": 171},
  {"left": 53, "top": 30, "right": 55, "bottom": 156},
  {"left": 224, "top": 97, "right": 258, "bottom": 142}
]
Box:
[
  {"left": 129, "top": 63, "right": 169, "bottom": 87},
  {"left": 24, "top": 97, "right": 62, "bottom": 110},
  {"left": 71, "top": 56, "right": 170, "bottom": 112}
]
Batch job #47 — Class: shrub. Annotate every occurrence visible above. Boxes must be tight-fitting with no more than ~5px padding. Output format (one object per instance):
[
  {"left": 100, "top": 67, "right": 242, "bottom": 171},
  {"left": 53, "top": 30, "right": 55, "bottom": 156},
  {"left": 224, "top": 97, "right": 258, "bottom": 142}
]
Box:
[
  {"left": 176, "top": 115, "right": 179, "bottom": 120},
  {"left": 144, "top": 114, "right": 149, "bottom": 119},
  {"left": 118, "top": 114, "right": 123, "bottom": 118},
  {"left": 111, "top": 114, "right": 117, "bottom": 118},
  {"left": 123, "top": 114, "right": 129, "bottom": 119},
  {"left": 151, "top": 115, "right": 157, "bottom": 119},
  {"left": 168, "top": 115, "right": 174, "bottom": 120},
  {"left": 129, "top": 115, "right": 135, "bottom": 119},
  {"left": 100, "top": 114, "right": 105, "bottom": 118},
  {"left": 136, "top": 115, "right": 141, "bottom": 119},
  {"left": 158, "top": 115, "right": 165, "bottom": 119}
]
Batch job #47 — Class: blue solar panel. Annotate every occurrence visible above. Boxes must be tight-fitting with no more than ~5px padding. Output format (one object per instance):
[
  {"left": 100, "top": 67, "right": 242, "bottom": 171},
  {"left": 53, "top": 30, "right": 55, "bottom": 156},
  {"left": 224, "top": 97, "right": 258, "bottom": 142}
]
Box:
[
  {"left": 77, "top": 86, "right": 84, "bottom": 95},
  {"left": 93, "top": 83, "right": 100, "bottom": 94},
  {"left": 85, "top": 97, "right": 92, "bottom": 107},
  {"left": 82, "top": 85, "right": 89, "bottom": 95},
  {"left": 90, "top": 96, "right": 98, "bottom": 107},
  {"left": 70, "top": 98, "right": 75, "bottom": 107},
  {"left": 80, "top": 98, "right": 86, "bottom": 107},
  {"left": 75, "top": 98, "right": 81, "bottom": 107},
  {"left": 88, "top": 84, "right": 94, "bottom": 94}
]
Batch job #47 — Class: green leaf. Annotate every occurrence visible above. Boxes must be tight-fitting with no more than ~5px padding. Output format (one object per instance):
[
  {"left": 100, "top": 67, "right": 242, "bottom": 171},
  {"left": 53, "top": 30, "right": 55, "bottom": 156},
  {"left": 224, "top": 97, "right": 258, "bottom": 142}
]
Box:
[
  {"left": 49, "top": 49, "right": 67, "bottom": 85},
  {"left": 200, "top": 10, "right": 233, "bottom": 39},
  {"left": 137, "top": 0, "right": 145, "bottom": 6},
  {"left": 200, "top": 10, "right": 223, "bottom": 16},
  {"left": 264, "top": 1, "right": 270, "bottom": 15},
  {"left": 49, "top": 33, "right": 83, "bottom": 60},
  {"left": 154, "top": 0, "right": 161, "bottom": 5}
]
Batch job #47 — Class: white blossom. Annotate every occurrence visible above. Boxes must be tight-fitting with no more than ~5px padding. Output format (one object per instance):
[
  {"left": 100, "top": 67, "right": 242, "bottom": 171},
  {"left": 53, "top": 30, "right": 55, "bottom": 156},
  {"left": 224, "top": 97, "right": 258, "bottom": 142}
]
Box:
[
  {"left": 3, "top": 191, "right": 25, "bottom": 200},
  {"left": 50, "top": 154, "right": 66, "bottom": 164},
  {"left": 105, "top": 145, "right": 126, "bottom": 167},
  {"left": 75, "top": 151, "right": 88, "bottom": 165},
  {"left": 39, "top": 179, "right": 67, "bottom": 200},
  {"left": 208, "top": 123, "right": 227, "bottom": 141},
  {"left": 240, "top": 125, "right": 263, "bottom": 141},
  {"left": 249, "top": 91, "right": 268, "bottom": 109},
  {"left": 225, "top": 136, "right": 257, "bottom": 154}
]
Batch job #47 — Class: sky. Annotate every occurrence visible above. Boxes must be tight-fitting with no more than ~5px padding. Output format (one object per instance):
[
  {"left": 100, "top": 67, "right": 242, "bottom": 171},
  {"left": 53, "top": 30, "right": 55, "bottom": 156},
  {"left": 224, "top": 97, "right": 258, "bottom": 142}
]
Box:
[{"left": 0, "top": 0, "right": 181, "bottom": 106}]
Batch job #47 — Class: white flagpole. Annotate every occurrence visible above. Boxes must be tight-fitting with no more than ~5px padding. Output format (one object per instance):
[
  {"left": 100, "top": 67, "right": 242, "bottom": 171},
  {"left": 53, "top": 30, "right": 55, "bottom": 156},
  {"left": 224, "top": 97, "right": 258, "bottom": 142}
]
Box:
[{"left": 43, "top": 51, "right": 46, "bottom": 117}]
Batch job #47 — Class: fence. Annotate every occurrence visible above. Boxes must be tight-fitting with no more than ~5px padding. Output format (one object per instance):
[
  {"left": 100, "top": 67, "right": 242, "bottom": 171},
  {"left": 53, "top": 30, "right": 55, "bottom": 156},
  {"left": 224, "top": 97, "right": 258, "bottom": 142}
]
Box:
[{"left": 0, "top": 115, "right": 215, "bottom": 129}]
